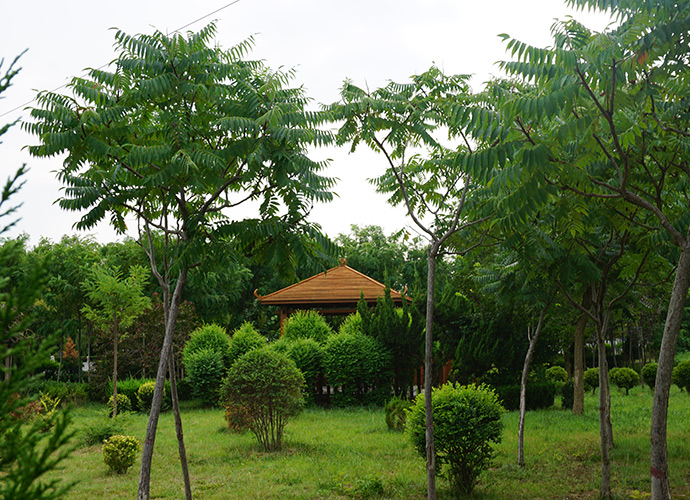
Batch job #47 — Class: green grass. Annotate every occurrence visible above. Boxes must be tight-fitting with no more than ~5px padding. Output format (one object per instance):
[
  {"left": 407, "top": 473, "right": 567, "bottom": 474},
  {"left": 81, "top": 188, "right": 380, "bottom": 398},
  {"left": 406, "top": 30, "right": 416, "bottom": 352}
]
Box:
[{"left": 46, "top": 386, "right": 690, "bottom": 499}]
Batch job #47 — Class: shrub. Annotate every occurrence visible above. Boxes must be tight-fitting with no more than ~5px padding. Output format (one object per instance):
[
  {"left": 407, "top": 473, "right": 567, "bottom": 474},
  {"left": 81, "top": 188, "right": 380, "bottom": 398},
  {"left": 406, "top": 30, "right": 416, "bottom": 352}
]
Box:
[
  {"left": 545, "top": 366, "right": 568, "bottom": 383},
  {"left": 227, "top": 322, "right": 266, "bottom": 368},
  {"left": 176, "top": 377, "right": 193, "bottom": 401},
  {"left": 185, "top": 348, "right": 225, "bottom": 407},
  {"left": 338, "top": 312, "right": 363, "bottom": 336},
  {"left": 673, "top": 360, "right": 690, "bottom": 392},
  {"left": 107, "top": 393, "right": 132, "bottom": 416},
  {"left": 102, "top": 435, "right": 139, "bottom": 474},
  {"left": 323, "top": 333, "right": 392, "bottom": 406},
  {"left": 642, "top": 362, "right": 658, "bottom": 389},
  {"left": 268, "top": 336, "right": 291, "bottom": 355},
  {"left": 136, "top": 381, "right": 171, "bottom": 413},
  {"left": 286, "top": 338, "right": 324, "bottom": 396},
  {"left": 384, "top": 396, "right": 412, "bottom": 431},
  {"left": 114, "top": 377, "right": 146, "bottom": 411},
  {"left": 493, "top": 382, "right": 556, "bottom": 411},
  {"left": 561, "top": 379, "right": 574, "bottom": 410},
  {"left": 284, "top": 310, "right": 333, "bottom": 344},
  {"left": 27, "top": 381, "right": 88, "bottom": 406},
  {"left": 82, "top": 414, "right": 126, "bottom": 446},
  {"left": 183, "top": 323, "right": 231, "bottom": 366},
  {"left": 220, "top": 348, "right": 305, "bottom": 451},
  {"left": 407, "top": 383, "right": 504, "bottom": 496},
  {"left": 609, "top": 367, "right": 639, "bottom": 395},
  {"left": 584, "top": 367, "right": 599, "bottom": 394}
]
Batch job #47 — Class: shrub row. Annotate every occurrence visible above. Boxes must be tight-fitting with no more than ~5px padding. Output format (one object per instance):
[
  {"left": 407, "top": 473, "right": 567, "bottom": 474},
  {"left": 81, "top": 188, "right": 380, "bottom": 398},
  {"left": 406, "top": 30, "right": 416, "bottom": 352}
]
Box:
[{"left": 493, "top": 382, "right": 557, "bottom": 411}]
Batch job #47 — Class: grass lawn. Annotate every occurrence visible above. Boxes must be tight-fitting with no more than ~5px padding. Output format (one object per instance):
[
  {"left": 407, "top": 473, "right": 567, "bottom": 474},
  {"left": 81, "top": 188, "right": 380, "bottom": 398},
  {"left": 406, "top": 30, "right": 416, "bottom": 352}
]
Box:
[{"left": 47, "top": 386, "right": 690, "bottom": 499}]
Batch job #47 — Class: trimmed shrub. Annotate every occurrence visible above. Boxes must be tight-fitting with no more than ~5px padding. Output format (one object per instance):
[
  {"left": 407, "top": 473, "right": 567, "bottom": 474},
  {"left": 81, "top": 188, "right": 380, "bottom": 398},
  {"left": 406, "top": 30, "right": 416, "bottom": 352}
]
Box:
[
  {"left": 584, "top": 367, "right": 599, "bottom": 394},
  {"left": 136, "top": 380, "right": 172, "bottom": 413},
  {"left": 102, "top": 435, "right": 139, "bottom": 474},
  {"left": 323, "top": 332, "right": 392, "bottom": 406},
  {"left": 176, "top": 378, "right": 193, "bottom": 401},
  {"left": 545, "top": 366, "right": 568, "bottom": 384},
  {"left": 338, "top": 312, "right": 363, "bottom": 336},
  {"left": 286, "top": 338, "right": 324, "bottom": 394},
  {"left": 384, "top": 396, "right": 412, "bottom": 431},
  {"left": 561, "top": 379, "right": 574, "bottom": 410},
  {"left": 673, "top": 360, "right": 690, "bottom": 392},
  {"left": 227, "top": 322, "right": 266, "bottom": 368},
  {"left": 407, "top": 383, "right": 504, "bottom": 496},
  {"left": 641, "top": 362, "right": 658, "bottom": 389},
  {"left": 493, "top": 382, "right": 556, "bottom": 411},
  {"left": 284, "top": 310, "right": 333, "bottom": 344},
  {"left": 268, "top": 337, "right": 291, "bottom": 355},
  {"left": 114, "top": 377, "right": 145, "bottom": 411},
  {"left": 220, "top": 348, "right": 305, "bottom": 451},
  {"left": 609, "top": 367, "right": 639, "bottom": 395},
  {"left": 185, "top": 348, "right": 225, "bottom": 407},
  {"left": 183, "top": 323, "right": 231, "bottom": 366},
  {"left": 107, "top": 393, "right": 132, "bottom": 416}
]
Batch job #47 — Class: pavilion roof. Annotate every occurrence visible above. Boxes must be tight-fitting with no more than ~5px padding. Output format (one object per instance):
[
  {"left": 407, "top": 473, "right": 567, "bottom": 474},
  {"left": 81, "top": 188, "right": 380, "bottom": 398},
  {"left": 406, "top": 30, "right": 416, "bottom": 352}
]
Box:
[{"left": 255, "top": 260, "right": 408, "bottom": 307}]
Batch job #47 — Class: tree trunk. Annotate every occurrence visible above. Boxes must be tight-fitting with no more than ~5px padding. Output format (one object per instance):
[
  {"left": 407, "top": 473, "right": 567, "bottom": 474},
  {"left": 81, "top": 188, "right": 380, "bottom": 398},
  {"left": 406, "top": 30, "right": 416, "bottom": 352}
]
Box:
[
  {"left": 138, "top": 268, "right": 187, "bottom": 500},
  {"left": 168, "top": 351, "right": 192, "bottom": 500},
  {"left": 113, "top": 317, "right": 119, "bottom": 418},
  {"left": 573, "top": 289, "right": 591, "bottom": 415},
  {"left": 424, "top": 245, "right": 439, "bottom": 500},
  {"left": 596, "top": 323, "right": 612, "bottom": 500},
  {"left": 518, "top": 305, "right": 549, "bottom": 467},
  {"left": 651, "top": 246, "right": 690, "bottom": 500}
]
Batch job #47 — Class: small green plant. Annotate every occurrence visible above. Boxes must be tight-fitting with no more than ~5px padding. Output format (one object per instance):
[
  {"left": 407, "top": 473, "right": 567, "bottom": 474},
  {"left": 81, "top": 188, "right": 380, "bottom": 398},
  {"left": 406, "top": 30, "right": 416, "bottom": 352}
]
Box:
[
  {"left": 609, "top": 367, "right": 639, "bottom": 395},
  {"left": 81, "top": 414, "right": 126, "bottom": 446},
  {"left": 406, "top": 383, "right": 504, "bottom": 497},
  {"left": 641, "top": 362, "right": 658, "bottom": 389},
  {"left": 545, "top": 366, "right": 568, "bottom": 383},
  {"left": 673, "top": 360, "right": 690, "bottom": 392},
  {"left": 183, "top": 323, "right": 231, "bottom": 366},
  {"left": 102, "top": 435, "right": 139, "bottom": 474},
  {"left": 185, "top": 348, "right": 225, "bottom": 407},
  {"left": 583, "top": 367, "right": 599, "bottom": 394},
  {"left": 560, "top": 379, "right": 574, "bottom": 410},
  {"left": 227, "top": 322, "right": 266, "bottom": 368},
  {"left": 107, "top": 393, "right": 131, "bottom": 417},
  {"left": 221, "top": 348, "right": 305, "bottom": 451},
  {"left": 284, "top": 310, "right": 333, "bottom": 344},
  {"left": 384, "top": 396, "right": 412, "bottom": 431},
  {"left": 34, "top": 392, "right": 62, "bottom": 433}
]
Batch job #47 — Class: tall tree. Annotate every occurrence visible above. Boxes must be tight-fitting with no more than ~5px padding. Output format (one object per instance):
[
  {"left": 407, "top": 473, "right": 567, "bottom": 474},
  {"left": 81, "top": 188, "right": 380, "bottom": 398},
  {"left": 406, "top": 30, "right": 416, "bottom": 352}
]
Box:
[
  {"left": 82, "top": 265, "right": 151, "bottom": 416},
  {"left": 326, "top": 67, "right": 497, "bottom": 500},
  {"left": 498, "top": 2, "right": 690, "bottom": 496},
  {"left": 27, "top": 24, "right": 335, "bottom": 500}
]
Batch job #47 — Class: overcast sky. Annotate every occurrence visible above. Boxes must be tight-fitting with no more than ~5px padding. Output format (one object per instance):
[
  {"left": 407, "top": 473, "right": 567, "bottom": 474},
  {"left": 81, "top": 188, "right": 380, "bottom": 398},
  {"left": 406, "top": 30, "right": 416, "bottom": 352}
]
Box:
[{"left": 0, "top": 0, "right": 612, "bottom": 246}]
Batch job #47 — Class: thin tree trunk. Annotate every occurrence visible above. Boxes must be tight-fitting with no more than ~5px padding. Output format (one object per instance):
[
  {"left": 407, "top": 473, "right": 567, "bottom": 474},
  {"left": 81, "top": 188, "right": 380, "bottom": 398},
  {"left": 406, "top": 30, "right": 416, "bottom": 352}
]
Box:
[
  {"left": 168, "top": 351, "right": 192, "bottom": 500},
  {"left": 113, "top": 318, "right": 119, "bottom": 418},
  {"left": 138, "top": 268, "right": 187, "bottom": 500},
  {"left": 424, "top": 246, "right": 439, "bottom": 500},
  {"left": 518, "top": 304, "right": 549, "bottom": 467},
  {"left": 573, "top": 289, "right": 591, "bottom": 415},
  {"left": 596, "top": 322, "right": 612, "bottom": 500},
  {"left": 651, "top": 246, "right": 690, "bottom": 500}
]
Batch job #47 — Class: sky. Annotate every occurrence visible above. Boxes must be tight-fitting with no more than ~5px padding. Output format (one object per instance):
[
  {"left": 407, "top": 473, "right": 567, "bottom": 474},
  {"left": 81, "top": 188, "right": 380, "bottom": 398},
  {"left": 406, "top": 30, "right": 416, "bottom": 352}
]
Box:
[{"left": 0, "top": 0, "right": 613, "bottom": 246}]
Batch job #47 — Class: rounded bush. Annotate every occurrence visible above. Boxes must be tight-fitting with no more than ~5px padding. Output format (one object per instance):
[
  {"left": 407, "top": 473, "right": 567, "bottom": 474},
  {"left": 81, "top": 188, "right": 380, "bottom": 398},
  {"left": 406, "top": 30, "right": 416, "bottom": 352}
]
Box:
[
  {"left": 609, "top": 367, "right": 639, "bottom": 395},
  {"left": 641, "top": 362, "right": 658, "bottom": 389},
  {"left": 338, "top": 312, "right": 363, "bottom": 336},
  {"left": 183, "top": 323, "right": 231, "bottom": 366},
  {"left": 407, "top": 383, "right": 504, "bottom": 496},
  {"left": 220, "top": 348, "right": 305, "bottom": 451},
  {"left": 323, "top": 333, "right": 391, "bottom": 406},
  {"left": 102, "top": 435, "right": 139, "bottom": 474},
  {"left": 493, "top": 382, "right": 556, "bottom": 411},
  {"left": 545, "top": 366, "right": 568, "bottom": 383},
  {"left": 561, "top": 379, "right": 574, "bottom": 410},
  {"left": 384, "top": 396, "right": 412, "bottom": 431},
  {"left": 287, "top": 338, "right": 324, "bottom": 387},
  {"left": 107, "top": 393, "right": 132, "bottom": 417},
  {"left": 185, "top": 348, "right": 225, "bottom": 407},
  {"left": 673, "top": 360, "right": 690, "bottom": 392},
  {"left": 283, "top": 310, "right": 333, "bottom": 344},
  {"left": 227, "top": 322, "right": 266, "bottom": 368},
  {"left": 268, "top": 336, "right": 291, "bottom": 355},
  {"left": 583, "top": 367, "right": 599, "bottom": 394}
]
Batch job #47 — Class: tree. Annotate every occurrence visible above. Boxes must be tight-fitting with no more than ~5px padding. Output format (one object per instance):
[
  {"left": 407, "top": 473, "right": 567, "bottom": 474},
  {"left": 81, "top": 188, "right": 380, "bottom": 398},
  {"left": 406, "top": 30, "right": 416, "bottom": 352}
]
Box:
[
  {"left": 498, "top": 3, "right": 690, "bottom": 496},
  {"left": 82, "top": 265, "right": 151, "bottom": 417},
  {"left": 326, "top": 67, "right": 498, "bottom": 499},
  {"left": 28, "top": 24, "right": 335, "bottom": 499}
]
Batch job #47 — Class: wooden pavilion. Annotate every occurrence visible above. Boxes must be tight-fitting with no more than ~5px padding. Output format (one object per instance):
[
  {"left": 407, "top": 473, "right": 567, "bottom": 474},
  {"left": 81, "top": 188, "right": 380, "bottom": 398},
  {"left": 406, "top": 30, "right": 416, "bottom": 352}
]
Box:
[{"left": 254, "top": 258, "right": 410, "bottom": 332}]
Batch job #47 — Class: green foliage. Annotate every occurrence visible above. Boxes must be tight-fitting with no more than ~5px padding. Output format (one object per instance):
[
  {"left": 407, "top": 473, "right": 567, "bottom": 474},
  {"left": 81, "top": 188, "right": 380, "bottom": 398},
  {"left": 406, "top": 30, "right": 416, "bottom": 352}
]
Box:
[
  {"left": 493, "top": 382, "right": 557, "bottom": 411},
  {"left": 609, "top": 367, "right": 639, "bottom": 395},
  {"left": 102, "top": 435, "right": 139, "bottom": 474},
  {"left": 227, "top": 322, "right": 266, "bottom": 368},
  {"left": 221, "top": 348, "right": 305, "bottom": 451},
  {"left": 185, "top": 348, "right": 225, "bottom": 407},
  {"left": 338, "top": 312, "right": 363, "bottom": 336},
  {"left": 641, "top": 362, "right": 658, "bottom": 389},
  {"left": 407, "top": 383, "right": 504, "bottom": 496},
  {"left": 384, "top": 396, "right": 412, "bottom": 431},
  {"left": 25, "top": 381, "right": 88, "bottom": 406},
  {"left": 136, "top": 381, "right": 171, "bottom": 413},
  {"left": 107, "top": 394, "right": 131, "bottom": 416},
  {"left": 286, "top": 338, "right": 324, "bottom": 400},
  {"left": 81, "top": 414, "right": 126, "bottom": 447},
  {"left": 545, "top": 366, "right": 568, "bottom": 383},
  {"left": 323, "top": 333, "right": 392, "bottom": 406},
  {"left": 111, "top": 377, "right": 145, "bottom": 411},
  {"left": 561, "top": 379, "right": 574, "bottom": 410},
  {"left": 673, "top": 360, "right": 690, "bottom": 392},
  {"left": 583, "top": 367, "right": 599, "bottom": 394},
  {"left": 183, "top": 323, "right": 231, "bottom": 367},
  {"left": 283, "top": 310, "right": 333, "bottom": 344}
]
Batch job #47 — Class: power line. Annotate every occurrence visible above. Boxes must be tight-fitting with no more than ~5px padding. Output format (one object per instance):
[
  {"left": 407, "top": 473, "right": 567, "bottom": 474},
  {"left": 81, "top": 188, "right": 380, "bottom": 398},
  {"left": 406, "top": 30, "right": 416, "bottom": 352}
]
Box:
[{"left": 0, "top": 0, "right": 243, "bottom": 120}]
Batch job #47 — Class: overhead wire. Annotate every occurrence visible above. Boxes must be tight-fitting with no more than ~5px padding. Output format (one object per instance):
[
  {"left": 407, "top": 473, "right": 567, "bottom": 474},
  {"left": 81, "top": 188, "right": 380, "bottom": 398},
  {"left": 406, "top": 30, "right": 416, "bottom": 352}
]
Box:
[{"left": 0, "top": 0, "right": 243, "bottom": 120}]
